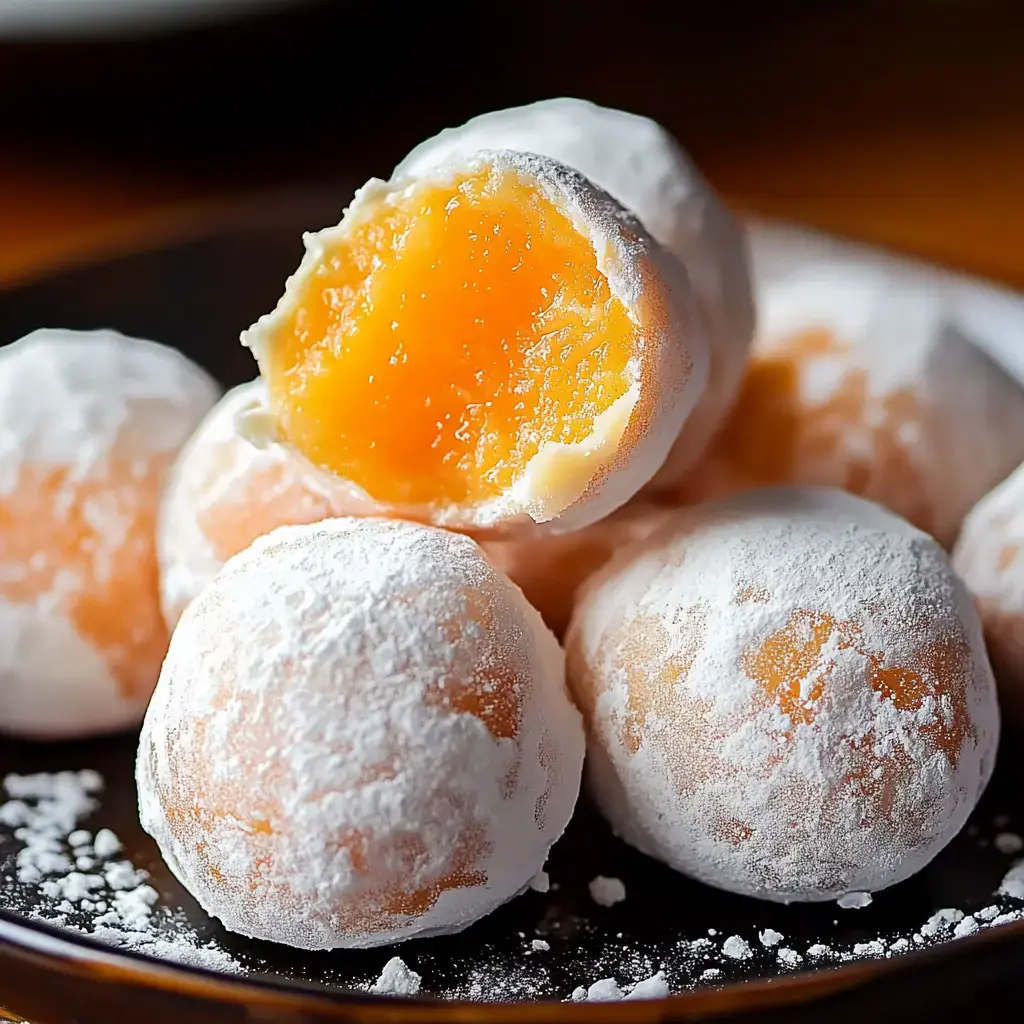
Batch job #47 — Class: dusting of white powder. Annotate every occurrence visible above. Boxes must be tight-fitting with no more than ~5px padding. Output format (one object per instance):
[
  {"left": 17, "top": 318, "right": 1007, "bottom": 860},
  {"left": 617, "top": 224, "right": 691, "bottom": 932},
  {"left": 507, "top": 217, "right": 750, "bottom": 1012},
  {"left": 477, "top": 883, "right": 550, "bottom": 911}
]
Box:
[
  {"left": 569, "top": 486, "right": 999, "bottom": 904},
  {"left": 568, "top": 972, "right": 669, "bottom": 1003},
  {"left": 138, "top": 518, "right": 584, "bottom": 950},
  {"left": 589, "top": 875, "right": 627, "bottom": 907},
  {"left": 370, "top": 957, "right": 421, "bottom": 996},
  {"left": 722, "top": 936, "right": 753, "bottom": 960},
  {"left": 0, "top": 328, "right": 219, "bottom": 740},
  {"left": 838, "top": 892, "right": 873, "bottom": 909},
  {"left": 0, "top": 770, "right": 243, "bottom": 973}
]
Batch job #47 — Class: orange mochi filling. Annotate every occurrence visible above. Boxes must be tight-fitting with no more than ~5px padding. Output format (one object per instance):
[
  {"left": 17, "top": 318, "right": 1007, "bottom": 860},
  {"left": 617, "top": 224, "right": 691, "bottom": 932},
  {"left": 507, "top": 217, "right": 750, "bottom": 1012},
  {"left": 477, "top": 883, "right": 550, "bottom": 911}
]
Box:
[{"left": 263, "top": 164, "right": 637, "bottom": 509}]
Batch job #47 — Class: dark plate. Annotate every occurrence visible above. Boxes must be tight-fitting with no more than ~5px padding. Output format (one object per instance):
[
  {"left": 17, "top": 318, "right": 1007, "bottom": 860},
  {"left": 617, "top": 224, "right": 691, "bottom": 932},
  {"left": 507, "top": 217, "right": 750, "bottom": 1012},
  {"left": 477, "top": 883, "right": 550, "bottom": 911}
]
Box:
[{"left": 2, "top": 204, "right": 1024, "bottom": 1023}]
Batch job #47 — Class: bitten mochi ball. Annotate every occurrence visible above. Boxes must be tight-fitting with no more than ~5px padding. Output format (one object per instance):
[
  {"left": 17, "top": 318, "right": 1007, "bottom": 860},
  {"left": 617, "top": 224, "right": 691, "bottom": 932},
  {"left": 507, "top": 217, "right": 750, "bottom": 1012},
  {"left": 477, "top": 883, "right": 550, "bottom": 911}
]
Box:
[
  {"left": 953, "top": 461, "right": 1024, "bottom": 728},
  {"left": 567, "top": 487, "right": 999, "bottom": 903},
  {"left": 138, "top": 518, "right": 584, "bottom": 949},
  {"left": 677, "top": 263, "right": 1024, "bottom": 547},
  {"left": 241, "top": 148, "right": 707, "bottom": 536},
  {"left": 0, "top": 328, "right": 218, "bottom": 738},
  {"left": 396, "top": 97, "right": 754, "bottom": 491}
]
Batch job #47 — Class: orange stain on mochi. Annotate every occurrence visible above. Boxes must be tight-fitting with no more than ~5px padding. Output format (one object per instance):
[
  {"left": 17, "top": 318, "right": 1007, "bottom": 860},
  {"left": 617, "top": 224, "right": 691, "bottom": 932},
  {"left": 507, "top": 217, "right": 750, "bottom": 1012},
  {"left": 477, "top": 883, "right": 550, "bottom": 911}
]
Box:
[
  {"left": 743, "top": 609, "right": 973, "bottom": 765},
  {"left": 195, "top": 461, "right": 337, "bottom": 564},
  {"left": 0, "top": 460, "right": 170, "bottom": 698},
  {"left": 151, "top": 597, "right": 532, "bottom": 935},
  {"left": 686, "top": 328, "right": 933, "bottom": 535}
]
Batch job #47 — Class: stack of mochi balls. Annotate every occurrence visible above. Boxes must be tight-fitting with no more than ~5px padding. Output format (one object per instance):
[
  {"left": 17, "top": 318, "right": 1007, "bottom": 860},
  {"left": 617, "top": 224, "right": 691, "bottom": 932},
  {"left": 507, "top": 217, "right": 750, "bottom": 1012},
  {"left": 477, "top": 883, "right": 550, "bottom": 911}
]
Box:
[{"left": 4, "top": 97, "right": 1024, "bottom": 954}]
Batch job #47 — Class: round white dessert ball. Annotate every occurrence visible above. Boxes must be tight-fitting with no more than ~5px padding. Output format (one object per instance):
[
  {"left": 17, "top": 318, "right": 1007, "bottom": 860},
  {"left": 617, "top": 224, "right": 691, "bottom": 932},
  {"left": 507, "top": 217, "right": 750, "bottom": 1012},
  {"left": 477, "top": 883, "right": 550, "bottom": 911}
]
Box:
[
  {"left": 567, "top": 486, "right": 999, "bottom": 903},
  {"left": 138, "top": 517, "right": 584, "bottom": 949},
  {"left": 0, "top": 328, "right": 218, "bottom": 739},
  {"left": 953, "top": 460, "right": 1024, "bottom": 728},
  {"left": 396, "top": 96, "right": 754, "bottom": 489}
]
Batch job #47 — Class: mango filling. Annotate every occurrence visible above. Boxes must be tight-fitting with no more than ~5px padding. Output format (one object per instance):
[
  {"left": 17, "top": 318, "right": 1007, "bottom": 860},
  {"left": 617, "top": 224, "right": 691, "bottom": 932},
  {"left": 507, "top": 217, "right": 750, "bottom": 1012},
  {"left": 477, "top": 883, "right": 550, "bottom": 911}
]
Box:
[{"left": 265, "top": 165, "right": 638, "bottom": 507}]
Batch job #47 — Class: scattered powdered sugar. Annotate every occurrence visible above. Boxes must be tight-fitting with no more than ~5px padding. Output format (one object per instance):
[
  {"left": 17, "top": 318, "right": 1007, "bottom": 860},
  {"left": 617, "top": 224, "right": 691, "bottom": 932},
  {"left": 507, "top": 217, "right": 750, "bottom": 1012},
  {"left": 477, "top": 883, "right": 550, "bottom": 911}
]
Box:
[
  {"left": 777, "top": 947, "right": 803, "bottom": 966},
  {"left": 722, "top": 935, "right": 753, "bottom": 960},
  {"left": 920, "top": 908, "right": 965, "bottom": 937},
  {"left": 370, "top": 957, "right": 422, "bottom": 996},
  {"left": 569, "top": 972, "right": 669, "bottom": 1002},
  {"left": 0, "top": 770, "right": 244, "bottom": 974},
  {"left": 837, "top": 891, "right": 873, "bottom": 909},
  {"left": 626, "top": 971, "right": 670, "bottom": 1000},
  {"left": 852, "top": 939, "right": 885, "bottom": 956},
  {"left": 953, "top": 916, "right": 980, "bottom": 938},
  {"left": 589, "top": 875, "right": 627, "bottom": 907}
]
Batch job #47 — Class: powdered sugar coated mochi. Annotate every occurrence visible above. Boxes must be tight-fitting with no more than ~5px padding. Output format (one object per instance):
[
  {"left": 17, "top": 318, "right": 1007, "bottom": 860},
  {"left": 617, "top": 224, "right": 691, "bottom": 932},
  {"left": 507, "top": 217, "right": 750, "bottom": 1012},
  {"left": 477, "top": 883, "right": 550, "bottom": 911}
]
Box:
[
  {"left": 953, "top": 461, "right": 1024, "bottom": 728},
  {"left": 138, "top": 517, "right": 584, "bottom": 949},
  {"left": 158, "top": 380, "right": 347, "bottom": 628},
  {"left": 0, "top": 328, "right": 219, "bottom": 739},
  {"left": 567, "top": 486, "right": 999, "bottom": 902},
  {"left": 683, "top": 228, "right": 1024, "bottom": 547},
  {"left": 397, "top": 97, "right": 754, "bottom": 490}
]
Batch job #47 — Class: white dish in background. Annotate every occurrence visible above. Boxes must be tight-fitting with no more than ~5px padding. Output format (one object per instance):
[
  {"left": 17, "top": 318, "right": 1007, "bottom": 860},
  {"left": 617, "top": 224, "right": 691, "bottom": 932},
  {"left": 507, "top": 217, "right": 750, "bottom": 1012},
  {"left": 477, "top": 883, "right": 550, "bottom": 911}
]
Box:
[{"left": 0, "top": 0, "right": 301, "bottom": 39}]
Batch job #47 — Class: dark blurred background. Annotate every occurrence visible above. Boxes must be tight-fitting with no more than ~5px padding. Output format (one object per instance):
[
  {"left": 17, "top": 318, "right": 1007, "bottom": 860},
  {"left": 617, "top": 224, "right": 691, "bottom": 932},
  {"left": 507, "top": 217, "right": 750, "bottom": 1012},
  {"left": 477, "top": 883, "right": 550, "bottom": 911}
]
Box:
[{"left": 1, "top": 0, "right": 1023, "bottom": 291}]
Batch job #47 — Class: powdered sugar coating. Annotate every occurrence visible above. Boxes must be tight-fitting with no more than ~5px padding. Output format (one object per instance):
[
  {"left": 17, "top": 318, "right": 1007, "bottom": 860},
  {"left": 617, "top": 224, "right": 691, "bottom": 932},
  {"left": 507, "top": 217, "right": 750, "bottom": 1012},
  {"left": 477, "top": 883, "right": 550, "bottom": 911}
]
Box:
[
  {"left": 396, "top": 97, "right": 754, "bottom": 490},
  {"left": 952, "top": 460, "right": 1024, "bottom": 726},
  {"left": 158, "top": 380, "right": 347, "bottom": 628},
  {"left": 567, "top": 486, "right": 999, "bottom": 902},
  {"left": 481, "top": 502, "right": 677, "bottom": 637},
  {"left": 0, "top": 328, "right": 219, "bottom": 739},
  {"left": 138, "top": 517, "right": 584, "bottom": 949},
  {"left": 241, "top": 149, "right": 708, "bottom": 536},
  {"left": 682, "top": 230, "right": 1024, "bottom": 547}
]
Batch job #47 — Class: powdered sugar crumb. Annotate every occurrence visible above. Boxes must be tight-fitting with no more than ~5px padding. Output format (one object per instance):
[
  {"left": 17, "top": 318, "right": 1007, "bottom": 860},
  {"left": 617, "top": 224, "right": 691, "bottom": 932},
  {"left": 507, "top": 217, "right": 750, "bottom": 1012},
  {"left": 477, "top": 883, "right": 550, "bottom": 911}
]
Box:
[
  {"left": 838, "top": 891, "right": 873, "bottom": 909},
  {"left": 529, "top": 870, "right": 551, "bottom": 893},
  {"left": 370, "top": 957, "right": 422, "bottom": 997},
  {"left": 920, "top": 908, "right": 965, "bottom": 937},
  {"left": 777, "top": 948, "right": 803, "bottom": 966},
  {"left": 589, "top": 875, "right": 627, "bottom": 907},
  {"left": 531, "top": 939, "right": 550, "bottom": 952},
  {"left": 92, "top": 829, "right": 122, "bottom": 859},
  {"left": 583, "top": 978, "right": 624, "bottom": 1002},
  {"left": 759, "top": 927, "right": 784, "bottom": 947},
  {"left": 852, "top": 939, "right": 885, "bottom": 956},
  {"left": 722, "top": 935, "right": 753, "bottom": 960},
  {"left": 626, "top": 971, "right": 670, "bottom": 1000}
]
